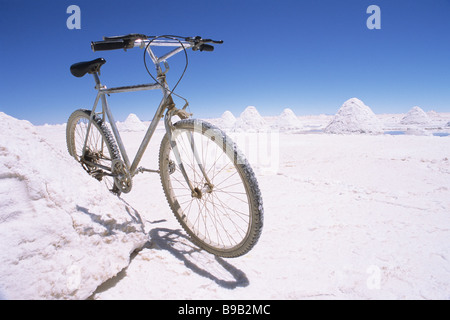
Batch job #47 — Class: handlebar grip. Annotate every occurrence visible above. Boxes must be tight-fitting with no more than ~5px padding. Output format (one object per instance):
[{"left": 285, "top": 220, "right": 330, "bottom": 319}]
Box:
[
  {"left": 91, "top": 40, "right": 126, "bottom": 52},
  {"left": 199, "top": 44, "right": 214, "bottom": 52}
]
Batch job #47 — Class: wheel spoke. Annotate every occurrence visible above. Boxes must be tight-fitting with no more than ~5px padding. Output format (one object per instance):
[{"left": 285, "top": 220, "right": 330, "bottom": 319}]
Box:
[
  {"left": 67, "top": 110, "right": 118, "bottom": 193},
  {"left": 160, "top": 121, "right": 260, "bottom": 256}
]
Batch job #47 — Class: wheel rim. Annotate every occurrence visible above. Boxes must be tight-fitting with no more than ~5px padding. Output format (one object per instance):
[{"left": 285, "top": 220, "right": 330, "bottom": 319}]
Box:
[
  {"left": 72, "top": 116, "right": 116, "bottom": 192},
  {"left": 164, "top": 127, "right": 252, "bottom": 252}
]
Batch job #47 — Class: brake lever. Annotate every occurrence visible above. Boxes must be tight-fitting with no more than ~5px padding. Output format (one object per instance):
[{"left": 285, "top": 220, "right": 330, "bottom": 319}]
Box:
[
  {"left": 185, "top": 36, "right": 223, "bottom": 44},
  {"left": 186, "top": 36, "right": 223, "bottom": 51},
  {"left": 103, "top": 33, "right": 148, "bottom": 41},
  {"left": 203, "top": 39, "right": 224, "bottom": 44}
]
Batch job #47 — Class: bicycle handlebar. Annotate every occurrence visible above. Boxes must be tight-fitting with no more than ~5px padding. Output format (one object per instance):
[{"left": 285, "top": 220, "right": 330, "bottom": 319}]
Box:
[
  {"left": 91, "top": 33, "right": 146, "bottom": 51},
  {"left": 91, "top": 40, "right": 127, "bottom": 51},
  {"left": 91, "top": 34, "right": 223, "bottom": 52}
]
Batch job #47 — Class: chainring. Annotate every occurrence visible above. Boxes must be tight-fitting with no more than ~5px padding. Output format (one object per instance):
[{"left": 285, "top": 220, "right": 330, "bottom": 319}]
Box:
[{"left": 111, "top": 159, "right": 133, "bottom": 194}]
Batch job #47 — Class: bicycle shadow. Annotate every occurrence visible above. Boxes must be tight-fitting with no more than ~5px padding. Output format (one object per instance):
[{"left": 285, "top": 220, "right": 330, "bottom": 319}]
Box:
[
  {"left": 82, "top": 196, "right": 250, "bottom": 295},
  {"left": 75, "top": 204, "right": 146, "bottom": 236},
  {"left": 117, "top": 196, "right": 250, "bottom": 290},
  {"left": 148, "top": 228, "right": 249, "bottom": 289}
]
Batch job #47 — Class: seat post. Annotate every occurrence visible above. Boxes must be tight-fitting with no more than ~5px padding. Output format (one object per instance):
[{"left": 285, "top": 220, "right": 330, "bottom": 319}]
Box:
[
  {"left": 90, "top": 71, "right": 106, "bottom": 122},
  {"left": 92, "top": 72, "right": 102, "bottom": 90}
]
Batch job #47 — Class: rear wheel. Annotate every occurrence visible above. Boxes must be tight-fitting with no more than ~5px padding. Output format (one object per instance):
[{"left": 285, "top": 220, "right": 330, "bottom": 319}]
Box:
[
  {"left": 159, "top": 119, "right": 264, "bottom": 257},
  {"left": 66, "top": 109, "right": 120, "bottom": 194}
]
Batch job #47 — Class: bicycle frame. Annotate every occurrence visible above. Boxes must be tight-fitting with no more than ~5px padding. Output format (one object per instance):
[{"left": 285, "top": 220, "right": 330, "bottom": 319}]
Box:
[{"left": 82, "top": 39, "right": 195, "bottom": 191}]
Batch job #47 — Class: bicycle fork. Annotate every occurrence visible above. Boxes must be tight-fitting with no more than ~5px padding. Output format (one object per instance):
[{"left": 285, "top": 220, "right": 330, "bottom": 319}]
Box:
[{"left": 164, "top": 108, "right": 214, "bottom": 199}]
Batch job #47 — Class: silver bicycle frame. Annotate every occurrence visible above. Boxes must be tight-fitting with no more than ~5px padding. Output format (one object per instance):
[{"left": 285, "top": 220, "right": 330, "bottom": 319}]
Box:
[{"left": 83, "top": 39, "right": 194, "bottom": 183}]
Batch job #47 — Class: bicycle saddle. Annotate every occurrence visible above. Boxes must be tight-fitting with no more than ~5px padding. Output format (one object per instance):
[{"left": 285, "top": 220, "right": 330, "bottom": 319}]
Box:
[{"left": 70, "top": 58, "right": 106, "bottom": 77}]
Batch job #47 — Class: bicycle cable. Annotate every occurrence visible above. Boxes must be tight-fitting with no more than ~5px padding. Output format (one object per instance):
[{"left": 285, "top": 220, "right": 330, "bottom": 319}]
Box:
[{"left": 143, "top": 35, "right": 190, "bottom": 109}]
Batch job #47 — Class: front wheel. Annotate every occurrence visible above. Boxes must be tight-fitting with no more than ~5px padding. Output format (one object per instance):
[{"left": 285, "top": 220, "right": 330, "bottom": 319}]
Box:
[{"left": 159, "top": 119, "right": 263, "bottom": 257}]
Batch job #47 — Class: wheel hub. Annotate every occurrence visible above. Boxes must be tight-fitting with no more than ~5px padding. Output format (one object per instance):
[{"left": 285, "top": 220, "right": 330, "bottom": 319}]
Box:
[{"left": 192, "top": 183, "right": 213, "bottom": 199}]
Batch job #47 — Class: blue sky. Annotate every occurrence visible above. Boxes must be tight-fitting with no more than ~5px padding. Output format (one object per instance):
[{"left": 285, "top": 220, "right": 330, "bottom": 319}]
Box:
[{"left": 1, "top": 0, "right": 450, "bottom": 124}]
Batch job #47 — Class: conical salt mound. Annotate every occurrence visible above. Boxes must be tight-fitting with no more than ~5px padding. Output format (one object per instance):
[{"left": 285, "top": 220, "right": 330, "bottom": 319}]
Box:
[
  {"left": 427, "top": 110, "right": 439, "bottom": 118},
  {"left": 400, "top": 106, "right": 430, "bottom": 125},
  {"left": 277, "top": 108, "right": 302, "bottom": 131},
  {"left": 118, "top": 113, "right": 147, "bottom": 132},
  {"left": 233, "top": 106, "right": 267, "bottom": 131},
  {"left": 219, "top": 110, "right": 236, "bottom": 129},
  {"left": 324, "top": 98, "right": 382, "bottom": 134}
]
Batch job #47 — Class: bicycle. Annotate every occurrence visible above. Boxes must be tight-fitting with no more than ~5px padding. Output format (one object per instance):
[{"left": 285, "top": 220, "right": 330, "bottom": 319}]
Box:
[{"left": 66, "top": 34, "right": 263, "bottom": 257}]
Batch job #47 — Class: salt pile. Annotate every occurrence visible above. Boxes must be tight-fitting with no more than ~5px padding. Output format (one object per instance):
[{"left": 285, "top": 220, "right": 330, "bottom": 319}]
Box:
[
  {"left": 427, "top": 110, "right": 440, "bottom": 118},
  {"left": 0, "top": 112, "right": 147, "bottom": 299},
  {"left": 400, "top": 106, "right": 430, "bottom": 125},
  {"left": 276, "top": 108, "right": 302, "bottom": 131},
  {"left": 117, "top": 113, "right": 147, "bottom": 132},
  {"left": 324, "top": 98, "right": 382, "bottom": 134},
  {"left": 218, "top": 110, "right": 236, "bottom": 130},
  {"left": 233, "top": 106, "right": 268, "bottom": 132}
]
